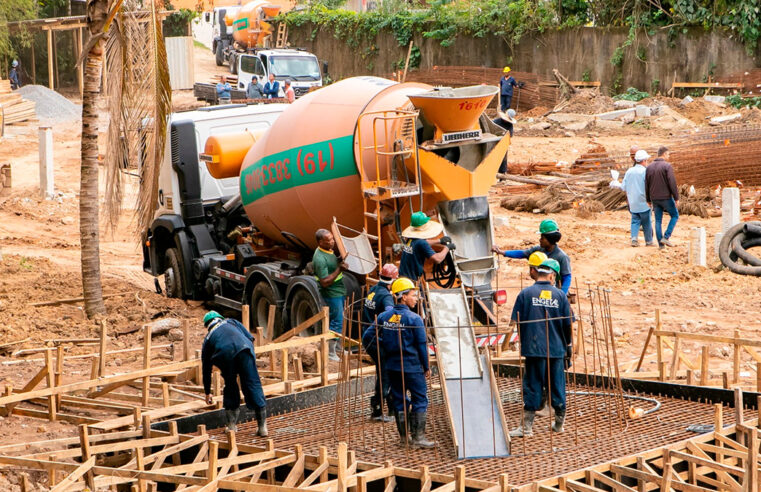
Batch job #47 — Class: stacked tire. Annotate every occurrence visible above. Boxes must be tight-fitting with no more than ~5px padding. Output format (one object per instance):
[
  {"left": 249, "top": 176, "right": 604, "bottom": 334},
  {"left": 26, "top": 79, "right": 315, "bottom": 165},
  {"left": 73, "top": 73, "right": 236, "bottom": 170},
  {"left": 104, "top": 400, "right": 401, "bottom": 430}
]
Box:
[{"left": 718, "top": 221, "right": 761, "bottom": 276}]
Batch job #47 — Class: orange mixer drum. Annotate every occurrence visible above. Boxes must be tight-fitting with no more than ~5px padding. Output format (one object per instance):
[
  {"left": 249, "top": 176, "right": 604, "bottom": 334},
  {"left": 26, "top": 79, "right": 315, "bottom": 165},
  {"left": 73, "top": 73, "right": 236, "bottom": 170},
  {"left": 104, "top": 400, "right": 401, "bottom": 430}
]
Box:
[
  {"left": 231, "top": 0, "right": 282, "bottom": 47},
  {"left": 239, "top": 76, "right": 431, "bottom": 248}
]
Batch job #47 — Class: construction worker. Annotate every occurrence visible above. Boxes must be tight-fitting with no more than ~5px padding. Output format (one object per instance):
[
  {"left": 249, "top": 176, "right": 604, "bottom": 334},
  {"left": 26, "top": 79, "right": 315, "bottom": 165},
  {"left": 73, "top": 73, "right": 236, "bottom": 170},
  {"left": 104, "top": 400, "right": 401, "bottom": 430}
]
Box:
[
  {"left": 499, "top": 67, "right": 521, "bottom": 111},
  {"left": 492, "top": 219, "right": 572, "bottom": 294},
  {"left": 312, "top": 228, "right": 348, "bottom": 361},
  {"left": 509, "top": 259, "right": 572, "bottom": 437},
  {"left": 361, "top": 263, "right": 399, "bottom": 422},
  {"left": 216, "top": 75, "right": 232, "bottom": 104},
  {"left": 379, "top": 277, "right": 434, "bottom": 448},
  {"left": 399, "top": 211, "right": 450, "bottom": 283},
  {"left": 202, "top": 311, "right": 267, "bottom": 436},
  {"left": 611, "top": 149, "right": 655, "bottom": 247},
  {"left": 9, "top": 60, "right": 21, "bottom": 90}
]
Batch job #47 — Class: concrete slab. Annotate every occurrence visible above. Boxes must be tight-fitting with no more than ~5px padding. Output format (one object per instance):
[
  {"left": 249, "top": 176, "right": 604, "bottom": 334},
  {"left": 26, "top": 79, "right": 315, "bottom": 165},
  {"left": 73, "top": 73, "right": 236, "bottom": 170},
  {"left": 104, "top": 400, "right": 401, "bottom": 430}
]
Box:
[
  {"left": 621, "top": 112, "right": 636, "bottom": 124},
  {"left": 635, "top": 105, "right": 651, "bottom": 117},
  {"left": 596, "top": 108, "right": 636, "bottom": 120},
  {"left": 709, "top": 113, "right": 742, "bottom": 125},
  {"left": 704, "top": 95, "right": 726, "bottom": 106},
  {"left": 595, "top": 119, "right": 624, "bottom": 129},
  {"left": 547, "top": 113, "right": 595, "bottom": 123},
  {"left": 614, "top": 100, "right": 637, "bottom": 108}
]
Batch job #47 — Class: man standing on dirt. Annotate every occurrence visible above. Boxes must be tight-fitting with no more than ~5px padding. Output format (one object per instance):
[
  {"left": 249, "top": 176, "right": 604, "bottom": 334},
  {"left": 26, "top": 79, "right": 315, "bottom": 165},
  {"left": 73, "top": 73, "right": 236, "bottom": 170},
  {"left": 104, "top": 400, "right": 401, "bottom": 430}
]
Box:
[
  {"left": 362, "top": 263, "right": 399, "bottom": 422},
  {"left": 378, "top": 277, "right": 435, "bottom": 448},
  {"left": 202, "top": 311, "right": 267, "bottom": 436},
  {"left": 645, "top": 146, "right": 679, "bottom": 249},
  {"left": 499, "top": 67, "right": 520, "bottom": 111},
  {"left": 492, "top": 219, "right": 572, "bottom": 294},
  {"left": 611, "top": 149, "right": 655, "bottom": 247},
  {"left": 313, "top": 228, "right": 348, "bottom": 361},
  {"left": 508, "top": 262, "right": 572, "bottom": 437}
]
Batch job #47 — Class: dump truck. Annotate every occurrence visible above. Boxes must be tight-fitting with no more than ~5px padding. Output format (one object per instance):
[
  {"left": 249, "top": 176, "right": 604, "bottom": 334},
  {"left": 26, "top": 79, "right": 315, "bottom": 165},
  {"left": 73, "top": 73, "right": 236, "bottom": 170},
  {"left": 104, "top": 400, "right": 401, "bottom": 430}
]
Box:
[
  {"left": 214, "top": 0, "right": 322, "bottom": 98},
  {"left": 142, "top": 77, "right": 510, "bottom": 338}
]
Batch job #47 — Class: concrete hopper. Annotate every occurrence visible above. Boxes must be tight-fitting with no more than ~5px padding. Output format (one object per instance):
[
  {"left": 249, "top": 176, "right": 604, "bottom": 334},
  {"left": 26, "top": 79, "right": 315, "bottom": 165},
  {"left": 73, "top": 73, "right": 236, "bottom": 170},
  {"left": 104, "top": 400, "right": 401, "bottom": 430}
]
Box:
[{"left": 407, "top": 85, "right": 498, "bottom": 142}]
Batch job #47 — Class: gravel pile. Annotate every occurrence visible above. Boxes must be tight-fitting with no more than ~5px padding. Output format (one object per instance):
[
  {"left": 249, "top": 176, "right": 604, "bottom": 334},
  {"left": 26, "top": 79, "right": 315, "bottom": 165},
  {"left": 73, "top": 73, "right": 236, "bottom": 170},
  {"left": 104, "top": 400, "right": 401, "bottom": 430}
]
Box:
[{"left": 17, "top": 85, "right": 82, "bottom": 123}]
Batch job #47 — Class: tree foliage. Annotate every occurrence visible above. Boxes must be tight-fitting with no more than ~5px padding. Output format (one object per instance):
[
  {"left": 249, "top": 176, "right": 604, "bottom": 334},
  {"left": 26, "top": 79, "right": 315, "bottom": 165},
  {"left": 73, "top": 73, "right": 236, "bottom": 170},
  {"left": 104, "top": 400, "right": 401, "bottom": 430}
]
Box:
[{"left": 0, "top": 0, "right": 37, "bottom": 61}]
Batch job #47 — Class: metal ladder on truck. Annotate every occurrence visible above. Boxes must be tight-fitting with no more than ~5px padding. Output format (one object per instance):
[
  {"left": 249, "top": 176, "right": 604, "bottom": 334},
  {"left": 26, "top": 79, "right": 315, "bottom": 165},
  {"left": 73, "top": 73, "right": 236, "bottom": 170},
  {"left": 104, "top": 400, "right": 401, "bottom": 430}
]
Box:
[{"left": 356, "top": 109, "right": 421, "bottom": 276}]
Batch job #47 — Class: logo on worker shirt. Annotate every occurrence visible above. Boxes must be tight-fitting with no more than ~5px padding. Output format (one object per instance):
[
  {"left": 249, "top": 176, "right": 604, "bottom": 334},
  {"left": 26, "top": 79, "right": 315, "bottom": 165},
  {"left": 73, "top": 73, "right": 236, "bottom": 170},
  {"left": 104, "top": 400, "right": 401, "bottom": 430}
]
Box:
[
  {"left": 365, "top": 292, "right": 376, "bottom": 311},
  {"left": 532, "top": 291, "right": 559, "bottom": 309},
  {"left": 402, "top": 239, "right": 413, "bottom": 255}
]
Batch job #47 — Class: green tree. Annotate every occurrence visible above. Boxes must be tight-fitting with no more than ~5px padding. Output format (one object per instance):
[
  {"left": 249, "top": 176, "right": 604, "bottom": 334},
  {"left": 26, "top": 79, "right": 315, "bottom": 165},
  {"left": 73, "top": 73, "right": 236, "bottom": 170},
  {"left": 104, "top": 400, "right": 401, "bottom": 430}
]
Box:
[{"left": 0, "top": 0, "right": 37, "bottom": 62}]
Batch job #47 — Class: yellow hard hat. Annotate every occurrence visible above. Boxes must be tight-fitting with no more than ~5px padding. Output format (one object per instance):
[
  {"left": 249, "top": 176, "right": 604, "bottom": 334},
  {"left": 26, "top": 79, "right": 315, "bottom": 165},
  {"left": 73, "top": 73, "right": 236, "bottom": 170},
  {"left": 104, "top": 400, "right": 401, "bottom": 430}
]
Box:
[
  {"left": 391, "top": 277, "right": 417, "bottom": 295},
  {"left": 503, "top": 66, "right": 511, "bottom": 73},
  {"left": 528, "top": 251, "right": 548, "bottom": 267}
]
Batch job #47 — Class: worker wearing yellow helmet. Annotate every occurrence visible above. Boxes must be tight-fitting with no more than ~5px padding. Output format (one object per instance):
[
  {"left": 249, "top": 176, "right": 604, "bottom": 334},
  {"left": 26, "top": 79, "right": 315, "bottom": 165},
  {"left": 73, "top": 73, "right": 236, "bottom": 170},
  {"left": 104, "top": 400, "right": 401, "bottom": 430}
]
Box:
[
  {"left": 499, "top": 66, "right": 523, "bottom": 112},
  {"left": 377, "top": 277, "right": 435, "bottom": 449},
  {"left": 527, "top": 251, "right": 548, "bottom": 280}
]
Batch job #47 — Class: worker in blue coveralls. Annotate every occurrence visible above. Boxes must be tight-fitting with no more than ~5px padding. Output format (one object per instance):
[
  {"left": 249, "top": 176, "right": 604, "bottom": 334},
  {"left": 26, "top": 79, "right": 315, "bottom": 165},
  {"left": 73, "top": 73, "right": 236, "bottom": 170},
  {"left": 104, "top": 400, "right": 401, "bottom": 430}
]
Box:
[
  {"left": 378, "top": 277, "right": 435, "bottom": 448},
  {"left": 492, "top": 218, "right": 572, "bottom": 295},
  {"left": 202, "top": 311, "right": 267, "bottom": 436},
  {"left": 361, "top": 263, "right": 399, "bottom": 422},
  {"left": 399, "top": 211, "right": 450, "bottom": 283},
  {"left": 508, "top": 259, "right": 572, "bottom": 437}
]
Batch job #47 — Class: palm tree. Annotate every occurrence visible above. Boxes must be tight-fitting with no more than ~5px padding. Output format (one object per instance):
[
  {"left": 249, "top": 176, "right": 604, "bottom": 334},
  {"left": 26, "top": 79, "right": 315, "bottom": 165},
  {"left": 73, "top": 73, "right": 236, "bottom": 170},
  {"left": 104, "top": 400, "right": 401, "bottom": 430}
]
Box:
[{"left": 79, "top": 0, "right": 171, "bottom": 318}]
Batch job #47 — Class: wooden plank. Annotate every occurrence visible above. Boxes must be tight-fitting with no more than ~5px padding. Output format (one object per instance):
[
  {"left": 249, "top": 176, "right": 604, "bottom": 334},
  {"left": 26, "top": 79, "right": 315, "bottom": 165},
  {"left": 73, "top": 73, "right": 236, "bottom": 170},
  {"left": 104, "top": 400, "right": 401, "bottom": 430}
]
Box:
[
  {"left": 273, "top": 308, "right": 327, "bottom": 343},
  {"left": 588, "top": 470, "right": 637, "bottom": 492},
  {"left": 655, "top": 331, "right": 761, "bottom": 350},
  {"left": 24, "top": 435, "right": 180, "bottom": 461},
  {"left": 256, "top": 332, "right": 335, "bottom": 355},
  {"left": 684, "top": 441, "right": 742, "bottom": 492},
  {"left": 3, "top": 364, "right": 48, "bottom": 415},
  {"left": 635, "top": 327, "right": 655, "bottom": 372},
  {"left": 671, "top": 82, "right": 742, "bottom": 89},
  {"left": 0, "top": 358, "right": 200, "bottom": 407},
  {"left": 30, "top": 292, "right": 132, "bottom": 307}
]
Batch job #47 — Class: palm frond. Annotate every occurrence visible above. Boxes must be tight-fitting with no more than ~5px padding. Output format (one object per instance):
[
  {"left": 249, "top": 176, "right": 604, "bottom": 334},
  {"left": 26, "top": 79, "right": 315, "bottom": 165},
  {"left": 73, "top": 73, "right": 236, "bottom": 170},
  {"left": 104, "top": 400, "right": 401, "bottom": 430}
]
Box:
[{"left": 103, "top": 12, "right": 125, "bottom": 231}]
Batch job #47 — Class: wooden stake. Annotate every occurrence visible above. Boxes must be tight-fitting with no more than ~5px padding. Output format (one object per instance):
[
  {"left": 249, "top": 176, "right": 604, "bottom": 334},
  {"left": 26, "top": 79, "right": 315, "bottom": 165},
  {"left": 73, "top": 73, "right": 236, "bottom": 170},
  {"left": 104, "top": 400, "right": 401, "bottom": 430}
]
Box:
[
  {"left": 20, "top": 473, "right": 30, "bottom": 492},
  {"left": 44, "top": 350, "right": 56, "bottom": 422},
  {"left": 337, "top": 442, "right": 347, "bottom": 492},
  {"left": 79, "top": 424, "right": 95, "bottom": 490},
  {"left": 162, "top": 383, "right": 170, "bottom": 407},
  {"left": 143, "top": 325, "right": 151, "bottom": 407},
  {"left": 46, "top": 29, "right": 53, "bottom": 90},
  {"left": 281, "top": 349, "right": 289, "bottom": 382},
  {"left": 700, "top": 346, "right": 709, "bottom": 386},
  {"left": 735, "top": 388, "right": 745, "bottom": 446},
  {"left": 99, "top": 320, "right": 108, "bottom": 377},
  {"left": 266, "top": 304, "right": 276, "bottom": 342},
  {"left": 182, "top": 320, "right": 190, "bottom": 362},
  {"left": 89, "top": 357, "right": 99, "bottom": 381},
  {"left": 294, "top": 356, "right": 304, "bottom": 380},
  {"left": 321, "top": 310, "right": 329, "bottom": 387},
  {"left": 635, "top": 326, "right": 655, "bottom": 372},
  {"left": 744, "top": 424, "right": 759, "bottom": 492},
  {"left": 734, "top": 329, "right": 741, "bottom": 384},
  {"left": 55, "top": 345, "right": 63, "bottom": 411},
  {"left": 208, "top": 440, "right": 219, "bottom": 481},
  {"left": 714, "top": 404, "right": 724, "bottom": 464},
  {"left": 136, "top": 447, "right": 147, "bottom": 492},
  {"left": 319, "top": 446, "right": 328, "bottom": 483},
  {"left": 48, "top": 456, "right": 57, "bottom": 487},
  {"left": 242, "top": 304, "right": 250, "bottom": 331},
  {"left": 455, "top": 465, "right": 466, "bottom": 492}
]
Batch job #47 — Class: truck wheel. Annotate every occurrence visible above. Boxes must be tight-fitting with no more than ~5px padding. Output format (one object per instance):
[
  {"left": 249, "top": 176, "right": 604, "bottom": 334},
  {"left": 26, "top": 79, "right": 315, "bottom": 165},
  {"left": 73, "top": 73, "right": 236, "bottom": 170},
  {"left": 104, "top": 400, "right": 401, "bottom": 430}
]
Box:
[
  {"left": 164, "top": 248, "right": 184, "bottom": 298},
  {"left": 215, "top": 43, "right": 224, "bottom": 66},
  {"left": 288, "top": 288, "right": 321, "bottom": 337},
  {"left": 251, "top": 281, "right": 282, "bottom": 339}
]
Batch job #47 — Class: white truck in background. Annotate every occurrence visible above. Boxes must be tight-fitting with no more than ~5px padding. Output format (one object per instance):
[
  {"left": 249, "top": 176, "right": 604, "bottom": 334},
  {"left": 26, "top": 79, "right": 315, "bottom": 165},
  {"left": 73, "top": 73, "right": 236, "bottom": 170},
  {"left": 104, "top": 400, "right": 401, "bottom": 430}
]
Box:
[{"left": 192, "top": 6, "right": 241, "bottom": 52}]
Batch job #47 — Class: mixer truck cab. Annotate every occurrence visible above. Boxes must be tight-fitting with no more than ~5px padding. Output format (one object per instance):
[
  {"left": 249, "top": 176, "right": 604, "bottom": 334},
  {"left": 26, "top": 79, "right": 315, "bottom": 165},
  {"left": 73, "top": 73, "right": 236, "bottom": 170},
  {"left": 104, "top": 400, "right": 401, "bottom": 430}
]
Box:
[{"left": 235, "top": 49, "right": 322, "bottom": 98}]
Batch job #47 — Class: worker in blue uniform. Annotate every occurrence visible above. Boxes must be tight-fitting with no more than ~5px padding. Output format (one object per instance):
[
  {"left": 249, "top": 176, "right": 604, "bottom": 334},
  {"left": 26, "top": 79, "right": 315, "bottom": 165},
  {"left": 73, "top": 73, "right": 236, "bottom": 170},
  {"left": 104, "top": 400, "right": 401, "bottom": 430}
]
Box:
[
  {"left": 508, "top": 260, "right": 572, "bottom": 437},
  {"left": 202, "top": 311, "right": 267, "bottom": 436},
  {"left": 492, "top": 218, "right": 572, "bottom": 294},
  {"left": 499, "top": 67, "right": 523, "bottom": 111},
  {"left": 361, "top": 263, "right": 399, "bottom": 422},
  {"left": 378, "top": 277, "right": 435, "bottom": 448},
  {"left": 399, "top": 211, "right": 450, "bottom": 283}
]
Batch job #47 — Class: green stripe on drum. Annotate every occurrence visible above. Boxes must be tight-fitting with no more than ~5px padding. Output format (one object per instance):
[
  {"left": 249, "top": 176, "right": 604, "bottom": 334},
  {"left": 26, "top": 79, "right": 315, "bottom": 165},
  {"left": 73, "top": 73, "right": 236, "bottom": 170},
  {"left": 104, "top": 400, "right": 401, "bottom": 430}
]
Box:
[
  {"left": 240, "top": 135, "right": 357, "bottom": 205},
  {"left": 233, "top": 18, "right": 248, "bottom": 30}
]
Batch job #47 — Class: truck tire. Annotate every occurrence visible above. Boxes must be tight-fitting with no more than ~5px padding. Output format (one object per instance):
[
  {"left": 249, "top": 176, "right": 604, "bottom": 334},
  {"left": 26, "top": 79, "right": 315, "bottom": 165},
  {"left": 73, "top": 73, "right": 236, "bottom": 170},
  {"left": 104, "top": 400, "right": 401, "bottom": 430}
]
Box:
[
  {"left": 164, "top": 248, "right": 185, "bottom": 298},
  {"left": 229, "top": 53, "right": 237, "bottom": 75},
  {"left": 288, "top": 288, "right": 322, "bottom": 337},
  {"left": 251, "top": 281, "right": 282, "bottom": 339},
  {"left": 215, "top": 43, "right": 224, "bottom": 66}
]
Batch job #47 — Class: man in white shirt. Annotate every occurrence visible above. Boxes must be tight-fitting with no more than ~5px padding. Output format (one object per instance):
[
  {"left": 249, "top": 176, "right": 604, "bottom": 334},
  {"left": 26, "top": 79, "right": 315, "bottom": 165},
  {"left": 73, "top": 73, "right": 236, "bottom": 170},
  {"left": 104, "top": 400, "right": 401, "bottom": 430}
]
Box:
[{"left": 611, "top": 149, "right": 655, "bottom": 247}]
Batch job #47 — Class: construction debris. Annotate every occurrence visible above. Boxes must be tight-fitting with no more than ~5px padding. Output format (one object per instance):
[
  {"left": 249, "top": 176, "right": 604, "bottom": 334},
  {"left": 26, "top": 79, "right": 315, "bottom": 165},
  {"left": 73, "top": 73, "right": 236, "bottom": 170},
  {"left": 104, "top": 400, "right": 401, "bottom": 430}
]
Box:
[{"left": 0, "top": 79, "right": 36, "bottom": 125}]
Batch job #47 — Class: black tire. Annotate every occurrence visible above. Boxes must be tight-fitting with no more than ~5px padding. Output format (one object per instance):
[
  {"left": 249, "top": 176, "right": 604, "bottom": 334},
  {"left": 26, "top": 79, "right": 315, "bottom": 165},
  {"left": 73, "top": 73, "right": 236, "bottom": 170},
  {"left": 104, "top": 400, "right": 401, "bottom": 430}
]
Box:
[
  {"left": 215, "top": 42, "right": 224, "bottom": 66},
  {"left": 250, "top": 281, "right": 282, "bottom": 339},
  {"left": 164, "top": 248, "right": 185, "bottom": 298},
  {"left": 229, "top": 53, "right": 237, "bottom": 75},
  {"left": 718, "top": 222, "right": 761, "bottom": 276},
  {"left": 288, "top": 288, "right": 322, "bottom": 337}
]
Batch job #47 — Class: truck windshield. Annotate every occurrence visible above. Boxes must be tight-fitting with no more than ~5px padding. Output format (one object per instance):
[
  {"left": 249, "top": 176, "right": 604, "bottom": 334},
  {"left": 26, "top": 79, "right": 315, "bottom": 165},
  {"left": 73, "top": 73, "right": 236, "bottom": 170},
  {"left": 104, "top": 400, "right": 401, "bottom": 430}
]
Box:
[{"left": 269, "top": 56, "right": 320, "bottom": 81}]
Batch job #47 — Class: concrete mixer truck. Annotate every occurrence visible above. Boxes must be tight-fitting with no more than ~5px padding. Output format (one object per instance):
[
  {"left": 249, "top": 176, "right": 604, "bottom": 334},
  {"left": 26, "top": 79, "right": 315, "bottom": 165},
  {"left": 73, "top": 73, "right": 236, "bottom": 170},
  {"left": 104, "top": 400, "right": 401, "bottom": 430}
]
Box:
[
  {"left": 213, "top": 0, "right": 322, "bottom": 98},
  {"left": 142, "top": 77, "right": 510, "bottom": 338}
]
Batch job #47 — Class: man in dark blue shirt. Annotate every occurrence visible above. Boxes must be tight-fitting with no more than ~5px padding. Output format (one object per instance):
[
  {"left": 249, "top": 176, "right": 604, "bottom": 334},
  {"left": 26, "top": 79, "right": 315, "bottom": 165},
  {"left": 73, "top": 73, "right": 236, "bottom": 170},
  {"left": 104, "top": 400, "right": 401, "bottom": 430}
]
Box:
[
  {"left": 378, "top": 277, "right": 434, "bottom": 448},
  {"left": 499, "top": 67, "right": 519, "bottom": 111},
  {"left": 362, "top": 263, "right": 398, "bottom": 422},
  {"left": 399, "top": 211, "right": 449, "bottom": 282},
  {"left": 263, "top": 73, "right": 280, "bottom": 99},
  {"left": 509, "top": 262, "right": 572, "bottom": 437},
  {"left": 9, "top": 60, "right": 21, "bottom": 90},
  {"left": 202, "top": 311, "right": 267, "bottom": 435},
  {"left": 492, "top": 218, "right": 573, "bottom": 294}
]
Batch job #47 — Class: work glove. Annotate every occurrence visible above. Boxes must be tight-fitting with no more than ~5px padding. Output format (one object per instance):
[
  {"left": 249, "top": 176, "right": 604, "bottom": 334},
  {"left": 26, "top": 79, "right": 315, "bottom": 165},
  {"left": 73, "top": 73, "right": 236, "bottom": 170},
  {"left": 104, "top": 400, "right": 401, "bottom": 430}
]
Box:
[
  {"left": 518, "top": 82, "right": 526, "bottom": 88},
  {"left": 440, "top": 236, "right": 456, "bottom": 251},
  {"left": 565, "top": 345, "right": 573, "bottom": 369}
]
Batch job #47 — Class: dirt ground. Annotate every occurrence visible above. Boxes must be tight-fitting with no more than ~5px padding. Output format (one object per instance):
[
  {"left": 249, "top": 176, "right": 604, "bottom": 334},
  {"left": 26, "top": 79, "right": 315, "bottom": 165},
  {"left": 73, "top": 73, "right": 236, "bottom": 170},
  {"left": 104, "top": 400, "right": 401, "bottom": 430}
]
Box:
[{"left": 1, "top": 42, "right": 761, "bottom": 490}]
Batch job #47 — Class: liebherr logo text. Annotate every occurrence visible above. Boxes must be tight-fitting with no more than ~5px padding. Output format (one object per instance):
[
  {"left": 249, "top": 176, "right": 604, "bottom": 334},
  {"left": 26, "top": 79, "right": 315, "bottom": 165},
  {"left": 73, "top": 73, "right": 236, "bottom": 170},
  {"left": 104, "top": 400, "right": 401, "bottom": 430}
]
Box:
[{"left": 532, "top": 297, "right": 559, "bottom": 308}]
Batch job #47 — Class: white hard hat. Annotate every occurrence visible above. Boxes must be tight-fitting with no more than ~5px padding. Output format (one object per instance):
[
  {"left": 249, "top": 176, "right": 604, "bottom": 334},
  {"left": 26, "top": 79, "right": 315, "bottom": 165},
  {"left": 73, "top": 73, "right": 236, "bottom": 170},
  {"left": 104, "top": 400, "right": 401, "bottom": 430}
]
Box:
[
  {"left": 12, "top": 60, "right": 18, "bottom": 67},
  {"left": 634, "top": 149, "right": 650, "bottom": 162}
]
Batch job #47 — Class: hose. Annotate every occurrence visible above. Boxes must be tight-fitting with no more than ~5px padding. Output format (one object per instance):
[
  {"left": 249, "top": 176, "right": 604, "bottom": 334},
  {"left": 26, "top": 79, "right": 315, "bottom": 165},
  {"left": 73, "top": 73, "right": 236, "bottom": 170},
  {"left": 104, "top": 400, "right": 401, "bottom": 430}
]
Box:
[
  {"left": 718, "top": 221, "right": 761, "bottom": 276},
  {"left": 569, "top": 391, "right": 661, "bottom": 415}
]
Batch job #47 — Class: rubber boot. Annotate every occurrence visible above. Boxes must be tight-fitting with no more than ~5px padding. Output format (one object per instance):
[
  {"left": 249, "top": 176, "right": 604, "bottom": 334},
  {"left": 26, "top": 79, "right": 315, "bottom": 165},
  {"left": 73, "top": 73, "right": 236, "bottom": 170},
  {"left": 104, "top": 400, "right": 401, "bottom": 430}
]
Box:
[
  {"left": 394, "top": 411, "right": 408, "bottom": 444},
  {"left": 552, "top": 408, "right": 565, "bottom": 433},
  {"left": 509, "top": 410, "right": 535, "bottom": 438},
  {"left": 372, "top": 406, "right": 394, "bottom": 423},
  {"left": 255, "top": 406, "right": 268, "bottom": 437},
  {"left": 328, "top": 340, "right": 340, "bottom": 362},
  {"left": 225, "top": 408, "right": 240, "bottom": 432},
  {"left": 411, "top": 412, "right": 435, "bottom": 448}
]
